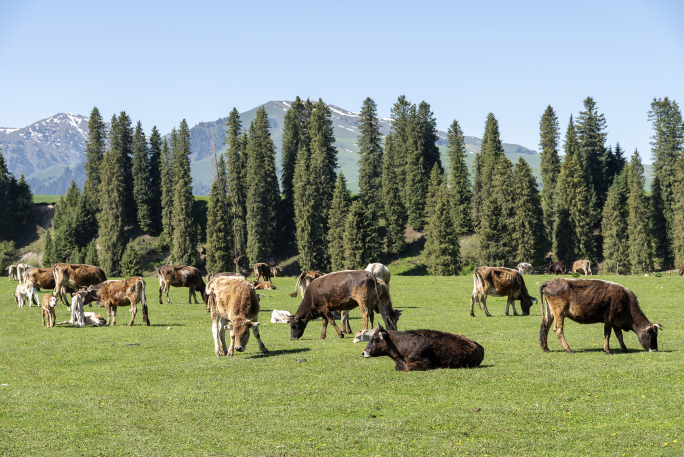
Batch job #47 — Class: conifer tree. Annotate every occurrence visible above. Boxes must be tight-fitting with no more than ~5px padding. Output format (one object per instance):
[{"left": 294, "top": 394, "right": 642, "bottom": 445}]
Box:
[
  {"left": 357, "top": 97, "right": 384, "bottom": 216},
  {"left": 417, "top": 101, "right": 442, "bottom": 173},
  {"left": 425, "top": 163, "right": 444, "bottom": 219},
  {"left": 473, "top": 113, "right": 507, "bottom": 227},
  {"left": 601, "top": 167, "right": 630, "bottom": 272},
  {"left": 539, "top": 105, "right": 561, "bottom": 237},
  {"left": 624, "top": 150, "right": 652, "bottom": 274},
  {"left": 42, "top": 229, "right": 56, "bottom": 267},
  {"left": 445, "top": 120, "right": 472, "bottom": 235},
  {"left": 160, "top": 137, "right": 174, "bottom": 241},
  {"left": 511, "top": 157, "right": 546, "bottom": 265},
  {"left": 171, "top": 120, "right": 196, "bottom": 266},
  {"left": 388, "top": 96, "right": 416, "bottom": 196},
  {"left": 327, "top": 173, "right": 352, "bottom": 271},
  {"left": 404, "top": 119, "right": 427, "bottom": 230},
  {"left": 280, "top": 97, "right": 307, "bottom": 235},
  {"left": 425, "top": 184, "right": 459, "bottom": 275},
  {"left": 343, "top": 201, "right": 381, "bottom": 270},
  {"left": 671, "top": 154, "right": 684, "bottom": 266},
  {"left": 293, "top": 143, "right": 326, "bottom": 271},
  {"left": 205, "top": 154, "right": 231, "bottom": 274},
  {"left": 148, "top": 126, "right": 163, "bottom": 232},
  {"left": 120, "top": 240, "right": 142, "bottom": 277},
  {"left": 110, "top": 112, "right": 135, "bottom": 224},
  {"left": 83, "top": 106, "right": 106, "bottom": 230},
  {"left": 576, "top": 97, "right": 608, "bottom": 215},
  {"left": 381, "top": 134, "right": 406, "bottom": 257},
  {"left": 83, "top": 239, "right": 98, "bottom": 267},
  {"left": 308, "top": 99, "right": 338, "bottom": 220},
  {"left": 477, "top": 158, "right": 513, "bottom": 266},
  {"left": 132, "top": 121, "right": 152, "bottom": 231},
  {"left": 225, "top": 109, "right": 247, "bottom": 272}
]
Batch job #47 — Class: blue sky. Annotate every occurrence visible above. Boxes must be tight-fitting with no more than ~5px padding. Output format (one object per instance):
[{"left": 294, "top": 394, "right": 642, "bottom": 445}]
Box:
[{"left": 1, "top": 0, "right": 682, "bottom": 162}]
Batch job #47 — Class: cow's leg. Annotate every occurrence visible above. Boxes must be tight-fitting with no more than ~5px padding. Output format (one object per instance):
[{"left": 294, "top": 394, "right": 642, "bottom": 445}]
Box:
[
  {"left": 470, "top": 292, "right": 478, "bottom": 317},
  {"left": 211, "top": 316, "right": 223, "bottom": 356},
  {"left": 481, "top": 294, "right": 492, "bottom": 317},
  {"left": 341, "top": 310, "right": 352, "bottom": 334},
  {"left": 322, "top": 310, "right": 344, "bottom": 339},
  {"left": 105, "top": 303, "right": 112, "bottom": 326},
  {"left": 320, "top": 316, "right": 329, "bottom": 339},
  {"left": 603, "top": 321, "right": 613, "bottom": 354},
  {"left": 506, "top": 296, "right": 518, "bottom": 316},
  {"left": 553, "top": 315, "right": 573, "bottom": 353},
  {"left": 158, "top": 281, "right": 163, "bottom": 304},
  {"left": 399, "top": 358, "right": 434, "bottom": 372},
  {"left": 165, "top": 283, "right": 171, "bottom": 304},
  {"left": 190, "top": 285, "right": 199, "bottom": 304},
  {"left": 227, "top": 325, "right": 237, "bottom": 356},
  {"left": 539, "top": 304, "right": 554, "bottom": 351},
  {"left": 613, "top": 327, "right": 628, "bottom": 353},
  {"left": 71, "top": 304, "right": 77, "bottom": 327},
  {"left": 251, "top": 325, "right": 269, "bottom": 354},
  {"left": 111, "top": 306, "right": 118, "bottom": 326},
  {"left": 42, "top": 309, "right": 46, "bottom": 327},
  {"left": 128, "top": 302, "right": 137, "bottom": 326}
]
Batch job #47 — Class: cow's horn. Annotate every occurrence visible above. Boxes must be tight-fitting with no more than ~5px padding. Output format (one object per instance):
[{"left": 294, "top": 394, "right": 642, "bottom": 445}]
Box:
[{"left": 653, "top": 323, "right": 664, "bottom": 330}]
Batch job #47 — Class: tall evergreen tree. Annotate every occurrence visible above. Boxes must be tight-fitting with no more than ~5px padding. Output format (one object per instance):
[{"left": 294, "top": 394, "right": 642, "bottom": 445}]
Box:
[
  {"left": 327, "top": 173, "right": 352, "bottom": 271},
  {"left": 388, "top": 96, "right": 416, "bottom": 197},
  {"left": 472, "top": 113, "right": 507, "bottom": 227},
  {"left": 82, "top": 106, "right": 106, "bottom": 232},
  {"left": 148, "top": 126, "right": 163, "bottom": 232},
  {"left": 511, "top": 157, "right": 546, "bottom": 265},
  {"left": 205, "top": 154, "right": 231, "bottom": 274},
  {"left": 83, "top": 239, "right": 98, "bottom": 267},
  {"left": 160, "top": 137, "right": 174, "bottom": 240},
  {"left": 424, "top": 184, "right": 459, "bottom": 275},
  {"left": 308, "top": 99, "right": 338, "bottom": 221},
  {"left": 627, "top": 150, "right": 652, "bottom": 273},
  {"left": 404, "top": 119, "right": 427, "bottom": 230},
  {"left": 425, "top": 163, "right": 444, "bottom": 219},
  {"left": 225, "top": 109, "right": 247, "bottom": 272},
  {"left": 343, "top": 201, "right": 381, "bottom": 270},
  {"left": 576, "top": 97, "right": 608, "bottom": 215},
  {"left": 357, "top": 97, "right": 384, "bottom": 216},
  {"left": 131, "top": 121, "right": 152, "bottom": 231},
  {"left": 293, "top": 143, "right": 325, "bottom": 271},
  {"left": 601, "top": 166, "right": 630, "bottom": 273},
  {"left": 171, "top": 120, "right": 196, "bottom": 266},
  {"left": 672, "top": 152, "right": 684, "bottom": 266},
  {"left": 381, "top": 134, "right": 407, "bottom": 257},
  {"left": 120, "top": 240, "right": 142, "bottom": 277},
  {"left": 539, "top": 105, "right": 561, "bottom": 238},
  {"left": 445, "top": 120, "right": 472, "bottom": 235},
  {"left": 42, "top": 229, "right": 56, "bottom": 267},
  {"left": 416, "top": 101, "right": 441, "bottom": 173},
  {"left": 109, "top": 111, "right": 135, "bottom": 224},
  {"left": 280, "top": 97, "right": 307, "bottom": 236}
]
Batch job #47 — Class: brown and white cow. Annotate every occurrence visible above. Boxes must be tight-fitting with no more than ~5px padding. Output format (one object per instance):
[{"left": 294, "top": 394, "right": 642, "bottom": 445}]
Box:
[
  {"left": 13, "top": 282, "right": 40, "bottom": 307},
  {"left": 340, "top": 278, "right": 401, "bottom": 334},
  {"left": 206, "top": 277, "right": 268, "bottom": 356},
  {"left": 158, "top": 265, "right": 206, "bottom": 305},
  {"left": 572, "top": 260, "right": 592, "bottom": 276},
  {"left": 252, "top": 263, "right": 271, "bottom": 282},
  {"left": 289, "top": 271, "right": 325, "bottom": 298},
  {"left": 470, "top": 267, "right": 537, "bottom": 317},
  {"left": 8, "top": 264, "right": 18, "bottom": 281},
  {"left": 252, "top": 281, "right": 276, "bottom": 290},
  {"left": 517, "top": 262, "right": 534, "bottom": 275},
  {"left": 82, "top": 277, "right": 149, "bottom": 326},
  {"left": 270, "top": 266, "right": 282, "bottom": 278},
  {"left": 41, "top": 294, "right": 57, "bottom": 327},
  {"left": 53, "top": 263, "right": 107, "bottom": 306},
  {"left": 57, "top": 312, "right": 106, "bottom": 327},
  {"left": 289, "top": 270, "right": 395, "bottom": 340},
  {"left": 539, "top": 278, "right": 663, "bottom": 354}
]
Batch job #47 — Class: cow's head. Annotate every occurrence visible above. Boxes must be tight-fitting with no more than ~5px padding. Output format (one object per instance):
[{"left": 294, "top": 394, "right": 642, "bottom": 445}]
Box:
[
  {"left": 362, "top": 326, "right": 389, "bottom": 358},
  {"left": 225, "top": 318, "right": 260, "bottom": 352},
  {"left": 636, "top": 323, "right": 663, "bottom": 352},
  {"left": 289, "top": 315, "right": 308, "bottom": 340},
  {"left": 49, "top": 296, "right": 57, "bottom": 308},
  {"left": 520, "top": 296, "right": 537, "bottom": 316}
]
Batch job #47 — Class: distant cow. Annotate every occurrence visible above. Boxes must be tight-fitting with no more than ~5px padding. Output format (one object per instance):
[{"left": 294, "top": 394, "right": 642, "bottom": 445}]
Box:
[
  {"left": 353, "top": 329, "right": 375, "bottom": 343},
  {"left": 289, "top": 270, "right": 395, "bottom": 340},
  {"left": 57, "top": 312, "right": 106, "bottom": 327},
  {"left": 41, "top": 294, "right": 57, "bottom": 327},
  {"left": 270, "top": 266, "right": 282, "bottom": 278},
  {"left": 252, "top": 281, "right": 276, "bottom": 290},
  {"left": 206, "top": 276, "right": 269, "bottom": 356},
  {"left": 16, "top": 263, "right": 32, "bottom": 283},
  {"left": 517, "top": 262, "right": 534, "bottom": 275},
  {"left": 82, "top": 277, "right": 149, "bottom": 326},
  {"left": 572, "top": 260, "right": 592, "bottom": 276},
  {"left": 53, "top": 263, "right": 107, "bottom": 306},
  {"left": 8, "top": 264, "right": 18, "bottom": 281},
  {"left": 540, "top": 278, "right": 663, "bottom": 354},
  {"left": 13, "top": 282, "right": 40, "bottom": 307},
  {"left": 547, "top": 260, "right": 566, "bottom": 275},
  {"left": 206, "top": 272, "right": 245, "bottom": 282},
  {"left": 362, "top": 326, "right": 485, "bottom": 371},
  {"left": 365, "top": 263, "right": 391, "bottom": 285},
  {"left": 253, "top": 263, "right": 271, "bottom": 282},
  {"left": 157, "top": 265, "right": 206, "bottom": 306},
  {"left": 340, "top": 278, "right": 401, "bottom": 334},
  {"left": 289, "top": 271, "right": 325, "bottom": 298},
  {"left": 471, "top": 267, "right": 537, "bottom": 317}
]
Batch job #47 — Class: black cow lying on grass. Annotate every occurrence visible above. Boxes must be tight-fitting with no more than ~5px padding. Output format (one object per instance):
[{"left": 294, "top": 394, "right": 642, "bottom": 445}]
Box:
[{"left": 361, "top": 326, "right": 484, "bottom": 371}]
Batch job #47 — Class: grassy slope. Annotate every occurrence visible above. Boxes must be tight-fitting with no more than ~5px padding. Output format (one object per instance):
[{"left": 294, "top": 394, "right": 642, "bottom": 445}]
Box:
[{"left": 1, "top": 274, "right": 682, "bottom": 456}]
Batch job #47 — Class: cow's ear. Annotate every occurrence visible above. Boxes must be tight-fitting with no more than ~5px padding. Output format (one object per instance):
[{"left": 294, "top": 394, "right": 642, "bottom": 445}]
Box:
[
  {"left": 225, "top": 323, "right": 234, "bottom": 330},
  {"left": 248, "top": 321, "right": 260, "bottom": 329}
]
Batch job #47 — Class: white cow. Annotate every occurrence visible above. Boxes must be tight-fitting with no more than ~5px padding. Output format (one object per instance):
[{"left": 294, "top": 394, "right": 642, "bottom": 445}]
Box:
[
  {"left": 517, "top": 262, "right": 534, "bottom": 275},
  {"left": 8, "top": 264, "right": 18, "bottom": 281},
  {"left": 70, "top": 292, "right": 86, "bottom": 327},
  {"left": 13, "top": 282, "right": 40, "bottom": 307},
  {"left": 365, "top": 263, "right": 391, "bottom": 285},
  {"left": 270, "top": 309, "right": 292, "bottom": 323},
  {"left": 56, "top": 312, "right": 106, "bottom": 326}
]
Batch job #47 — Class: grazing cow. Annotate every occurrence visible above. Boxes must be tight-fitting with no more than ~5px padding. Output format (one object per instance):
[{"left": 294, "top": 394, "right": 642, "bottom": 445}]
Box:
[
  {"left": 289, "top": 271, "right": 325, "bottom": 298},
  {"left": 517, "top": 262, "right": 534, "bottom": 275},
  {"left": 157, "top": 265, "right": 206, "bottom": 305},
  {"left": 70, "top": 292, "right": 86, "bottom": 327},
  {"left": 365, "top": 263, "right": 391, "bottom": 285},
  {"left": 289, "top": 270, "right": 396, "bottom": 340},
  {"left": 547, "top": 260, "right": 566, "bottom": 275},
  {"left": 206, "top": 276, "right": 268, "bottom": 356},
  {"left": 252, "top": 263, "right": 271, "bottom": 282},
  {"left": 252, "top": 281, "right": 276, "bottom": 290},
  {"left": 8, "top": 264, "right": 18, "bottom": 281},
  {"left": 539, "top": 278, "right": 663, "bottom": 354},
  {"left": 206, "top": 272, "right": 245, "bottom": 282},
  {"left": 353, "top": 329, "right": 375, "bottom": 343},
  {"left": 340, "top": 278, "right": 401, "bottom": 334},
  {"left": 270, "top": 266, "right": 282, "bottom": 278},
  {"left": 572, "top": 260, "right": 592, "bottom": 276},
  {"left": 470, "top": 267, "right": 537, "bottom": 317},
  {"left": 13, "top": 282, "right": 40, "bottom": 307},
  {"left": 53, "top": 263, "right": 107, "bottom": 306},
  {"left": 16, "top": 263, "right": 32, "bottom": 283},
  {"left": 271, "top": 309, "right": 292, "bottom": 323},
  {"left": 57, "top": 312, "right": 106, "bottom": 326},
  {"left": 362, "top": 326, "right": 485, "bottom": 371},
  {"left": 82, "top": 277, "right": 149, "bottom": 326},
  {"left": 41, "top": 294, "right": 57, "bottom": 327}
]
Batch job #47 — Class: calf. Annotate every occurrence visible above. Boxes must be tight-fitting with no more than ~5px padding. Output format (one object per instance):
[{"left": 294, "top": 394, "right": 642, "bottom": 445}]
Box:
[
  {"left": 539, "top": 278, "right": 663, "bottom": 354},
  {"left": 70, "top": 292, "right": 86, "bottom": 328},
  {"left": 253, "top": 263, "right": 271, "bottom": 282},
  {"left": 57, "top": 312, "right": 106, "bottom": 326},
  {"left": 206, "top": 277, "right": 268, "bottom": 356},
  {"left": 41, "top": 294, "right": 57, "bottom": 327},
  {"left": 362, "top": 326, "right": 484, "bottom": 371},
  {"left": 340, "top": 278, "right": 401, "bottom": 334},
  {"left": 289, "top": 270, "right": 325, "bottom": 298},
  {"left": 517, "top": 262, "right": 534, "bottom": 275},
  {"left": 82, "top": 277, "right": 149, "bottom": 326},
  {"left": 8, "top": 264, "right": 18, "bottom": 281},
  {"left": 252, "top": 281, "right": 276, "bottom": 290},
  {"left": 470, "top": 267, "right": 537, "bottom": 317},
  {"left": 158, "top": 265, "right": 206, "bottom": 305},
  {"left": 572, "top": 260, "right": 592, "bottom": 276},
  {"left": 13, "top": 282, "right": 40, "bottom": 307}
]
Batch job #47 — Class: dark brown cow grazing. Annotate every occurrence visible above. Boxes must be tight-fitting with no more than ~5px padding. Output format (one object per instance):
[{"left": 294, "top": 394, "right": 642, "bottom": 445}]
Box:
[
  {"left": 206, "top": 277, "right": 268, "bottom": 356},
  {"left": 471, "top": 267, "right": 537, "bottom": 317},
  {"left": 158, "top": 265, "right": 207, "bottom": 305},
  {"left": 289, "top": 270, "right": 395, "bottom": 340},
  {"left": 289, "top": 271, "right": 325, "bottom": 297},
  {"left": 82, "top": 277, "right": 150, "bottom": 326},
  {"left": 52, "top": 263, "right": 107, "bottom": 306},
  {"left": 539, "top": 278, "right": 663, "bottom": 354},
  {"left": 362, "top": 326, "right": 484, "bottom": 371},
  {"left": 252, "top": 263, "right": 271, "bottom": 282}
]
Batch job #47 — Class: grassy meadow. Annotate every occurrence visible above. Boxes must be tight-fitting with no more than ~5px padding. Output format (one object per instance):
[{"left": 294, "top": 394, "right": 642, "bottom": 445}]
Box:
[{"left": 1, "top": 273, "right": 682, "bottom": 456}]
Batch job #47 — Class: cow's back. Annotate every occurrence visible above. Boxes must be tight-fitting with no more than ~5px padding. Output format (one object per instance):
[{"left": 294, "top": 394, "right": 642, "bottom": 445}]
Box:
[
  {"left": 209, "top": 277, "right": 259, "bottom": 321},
  {"left": 394, "top": 329, "right": 484, "bottom": 368},
  {"left": 304, "top": 270, "right": 374, "bottom": 310}
]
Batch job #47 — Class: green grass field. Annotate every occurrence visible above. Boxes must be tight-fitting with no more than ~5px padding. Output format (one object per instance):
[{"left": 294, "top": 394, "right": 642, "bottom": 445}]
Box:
[{"left": 1, "top": 274, "right": 682, "bottom": 456}]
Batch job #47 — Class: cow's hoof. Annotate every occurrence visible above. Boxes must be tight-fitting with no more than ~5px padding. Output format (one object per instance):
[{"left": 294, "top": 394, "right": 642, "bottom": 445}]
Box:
[
  {"left": 470, "top": 313, "right": 475, "bottom": 317},
  {"left": 513, "top": 313, "right": 519, "bottom": 316}
]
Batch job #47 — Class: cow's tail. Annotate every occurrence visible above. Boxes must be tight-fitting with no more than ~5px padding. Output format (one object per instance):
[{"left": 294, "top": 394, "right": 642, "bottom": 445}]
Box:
[
  {"left": 370, "top": 273, "right": 394, "bottom": 330},
  {"left": 290, "top": 272, "right": 304, "bottom": 297},
  {"left": 141, "top": 279, "right": 150, "bottom": 326}
]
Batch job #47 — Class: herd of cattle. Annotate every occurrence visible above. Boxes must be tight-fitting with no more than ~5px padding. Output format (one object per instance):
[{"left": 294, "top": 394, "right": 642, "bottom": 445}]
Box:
[{"left": 6, "top": 260, "right": 664, "bottom": 371}]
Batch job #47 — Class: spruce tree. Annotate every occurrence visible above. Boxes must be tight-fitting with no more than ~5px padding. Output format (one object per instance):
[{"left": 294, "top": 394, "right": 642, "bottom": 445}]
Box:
[
  {"left": 671, "top": 153, "right": 684, "bottom": 266},
  {"left": 425, "top": 184, "right": 459, "bottom": 275},
  {"left": 225, "top": 109, "right": 247, "bottom": 272},
  {"left": 388, "top": 96, "right": 416, "bottom": 197},
  {"left": 477, "top": 158, "right": 513, "bottom": 266},
  {"left": 404, "top": 119, "right": 427, "bottom": 230},
  {"left": 308, "top": 99, "right": 338, "bottom": 221},
  {"left": 132, "top": 121, "right": 152, "bottom": 232},
  {"left": 511, "top": 157, "right": 546, "bottom": 265},
  {"left": 120, "top": 240, "right": 142, "bottom": 277},
  {"left": 357, "top": 97, "right": 384, "bottom": 216},
  {"left": 171, "top": 120, "right": 196, "bottom": 266},
  {"left": 539, "top": 105, "right": 561, "bottom": 238},
  {"left": 42, "top": 229, "right": 56, "bottom": 267},
  {"left": 425, "top": 163, "right": 444, "bottom": 219},
  {"left": 293, "top": 144, "right": 319, "bottom": 271},
  {"left": 83, "top": 239, "right": 98, "bottom": 267},
  {"left": 417, "top": 101, "right": 442, "bottom": 173},
  {"left": 280, "top": 97, "right": 307, "bottom": 235},
  {"left": 148, "top": 126, "right": 163, "bottom": 232},
  {"left": 110, "top": 111, "right": 135, "bottom": 224},
  {"left": 343, "top": 201, "right": 381, "bottom": 270},
  {"left": 576, "top": 97, "right": 608, "bottom": 216},
  {"left": 160, "top": 137, "right": 174, "bottom": 241},
  {"left": 327, "top": 173, "right": 352, "bottom": 271},
  {"left": 473, "top": 113, "right": 507, "bottom": 227},
  {"left": 445, "top": 119, "right": 472, "bottom": 235},
  {"left": 205, "top": 154, "right": 231, "bottom": 274},
  {"left": 627, "top": 150, "right": 652, "bottom": 273},
  {"left": 83, "top": 106, "right": 106, "bottom": 231},
  {"left": 601, "top": 167, "right": 629, "bottom": 273},
  {"left": 382, "top": 133, "right": 407, "bottom": 257}
]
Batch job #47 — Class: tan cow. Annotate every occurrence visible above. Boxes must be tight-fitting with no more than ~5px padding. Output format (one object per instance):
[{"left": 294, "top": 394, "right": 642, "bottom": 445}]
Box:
[
  {"left": 81, "top": 277, "right": 149, "bottom": 326},
  {"left": 8, "top": 264, "right": 18, "bottom": 281},
  {"left": 57, "top": 312, "right": 106, "bottom": 327},
  {"left": 158, "top": 265, "right": 206, "bottom": 305},
  {"left": 289, "top": 271, "right": 325, "bottom": 297},
  {"left": 470, "top": 267, "right": 537, "bottom": 317},
  {"left": 252, "top": 281, "right": 276, "bottom": 290},
  {"left": 572, "top": 260, "right": 592, "bottom": 276},
  {"left": 41, "top": 294, "right": 57, "bottom": 327},
  {"left": 53, "top": 263, "right": 107, "bottom": 306},
  {"left": 253, "top": 263, "right": 271, "bottom": 282},
  {"left": 206, "top": 277, "right": 268, "bottom": 356}
]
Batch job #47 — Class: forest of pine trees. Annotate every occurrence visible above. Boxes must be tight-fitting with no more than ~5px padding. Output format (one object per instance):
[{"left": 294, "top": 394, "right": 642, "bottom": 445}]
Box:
[{"left": 36, "top": 95, "right": 684, "bottom": 278}]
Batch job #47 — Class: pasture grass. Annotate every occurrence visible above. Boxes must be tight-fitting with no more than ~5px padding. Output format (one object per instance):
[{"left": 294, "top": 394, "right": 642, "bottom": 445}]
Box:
[{"left": 1, "top": 274, "right": 682, "bottom": 456}]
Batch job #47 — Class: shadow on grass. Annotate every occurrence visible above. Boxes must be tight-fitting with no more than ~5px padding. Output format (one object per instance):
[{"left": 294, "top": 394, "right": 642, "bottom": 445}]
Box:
[
  {"left": 544, "top": 347, "right": 676, "bottom": 354},
  {"left": 245, "top": 347, "right": 310, "bottom": 359}
]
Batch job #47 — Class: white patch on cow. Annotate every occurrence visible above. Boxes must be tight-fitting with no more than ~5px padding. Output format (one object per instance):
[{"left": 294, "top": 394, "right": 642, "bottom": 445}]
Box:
[{"left": 181, "top": 269, "right": 191, "bottom": 284}]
